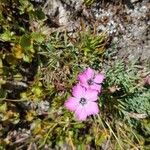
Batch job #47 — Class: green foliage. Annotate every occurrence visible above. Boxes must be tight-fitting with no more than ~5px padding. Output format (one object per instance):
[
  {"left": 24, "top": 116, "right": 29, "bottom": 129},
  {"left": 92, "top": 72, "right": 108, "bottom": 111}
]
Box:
[
  {"left": 106, "top": 61, "right": 139, "bottom": 93},
  {"left": 124, "top": 88, "right": 150, "bottom": 115}
]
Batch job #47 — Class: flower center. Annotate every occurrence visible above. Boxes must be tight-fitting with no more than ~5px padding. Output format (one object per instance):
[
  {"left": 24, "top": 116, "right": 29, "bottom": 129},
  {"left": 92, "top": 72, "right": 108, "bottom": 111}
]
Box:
[
  {"left": 87, "top": 79, "right": 94, "bottom": 85},
  {"left": 79, "top": 98, "right": 87, "bottom": 106}
]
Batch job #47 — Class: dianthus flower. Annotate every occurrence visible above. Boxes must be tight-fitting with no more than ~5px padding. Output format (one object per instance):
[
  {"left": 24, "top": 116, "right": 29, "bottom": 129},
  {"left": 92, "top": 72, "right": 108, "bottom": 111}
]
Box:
[
  {"left": 65, "top": 84, "right": 99, "bottom": 121},
  {"left": 78, "top": 67, "right": 104, "bottom": 92}
]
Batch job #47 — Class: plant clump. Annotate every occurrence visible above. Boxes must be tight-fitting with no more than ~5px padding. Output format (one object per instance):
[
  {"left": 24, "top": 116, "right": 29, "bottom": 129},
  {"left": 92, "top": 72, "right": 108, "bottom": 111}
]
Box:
[{"left": 0, "top": 0, "right": 150, "bottom": 149}]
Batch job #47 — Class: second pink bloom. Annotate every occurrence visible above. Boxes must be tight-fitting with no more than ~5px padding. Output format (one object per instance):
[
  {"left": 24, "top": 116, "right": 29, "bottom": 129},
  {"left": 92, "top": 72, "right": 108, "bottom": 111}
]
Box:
[{"left": 78, "top": 68, "right": 104, "bottom": 92}]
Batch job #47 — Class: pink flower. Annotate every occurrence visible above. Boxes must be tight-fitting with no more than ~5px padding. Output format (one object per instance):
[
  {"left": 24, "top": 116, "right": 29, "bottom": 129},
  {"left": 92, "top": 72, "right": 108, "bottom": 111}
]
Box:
[
  {"left": 146, "top": 76, "right": 150, "bottom": 85},
  {"left": 78, "top": 68, "right": 104, "bottom": 92},
  {"left": 65, "top": 84, "right": 99, "bottom": 121}
]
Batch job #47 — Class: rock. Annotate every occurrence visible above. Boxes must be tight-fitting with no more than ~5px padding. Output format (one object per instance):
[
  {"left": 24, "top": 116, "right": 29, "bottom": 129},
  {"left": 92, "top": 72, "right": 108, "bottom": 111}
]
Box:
[
  {"left": 130, "top": 0, "right": 139, "bottom": 3},
  {"left": 43, "top": 0, "right": 83, "bottom": 26}
]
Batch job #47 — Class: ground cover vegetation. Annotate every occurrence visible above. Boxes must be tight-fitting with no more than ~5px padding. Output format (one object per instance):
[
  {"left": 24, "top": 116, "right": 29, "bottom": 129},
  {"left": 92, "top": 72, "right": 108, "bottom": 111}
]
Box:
[{"left": 0, "top": 0, "right": 150, "bottom": 149}]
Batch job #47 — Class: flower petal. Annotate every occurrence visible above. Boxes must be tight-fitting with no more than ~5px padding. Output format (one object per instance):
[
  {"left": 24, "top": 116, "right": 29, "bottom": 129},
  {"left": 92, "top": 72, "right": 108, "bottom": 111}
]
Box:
[
  {"left": 78, "top": 73, "right": 88, "bottom": 84},
  {"left": 85, "top": 68, "right": 94, "bottom": 79},
  {"left": 85, "top": 89, "right": 98, "bottom": 101},
  {"left": 72, "top": 84, "right": 86, "bottom": 98},
  {"left": 85, "top": 101, "right": 99, "bottom": 116},
  {"left": 64, "top": 97, "right": 79, "bottom": 111},
  {"left": 75, "top": 106, "right": 87, "bottom": 121},
  {"left": 94, "top": 73, "right": 104, "bottom": 84},
  {"left": 90, "top": 84, "right": 102, "bottom": 92}
]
